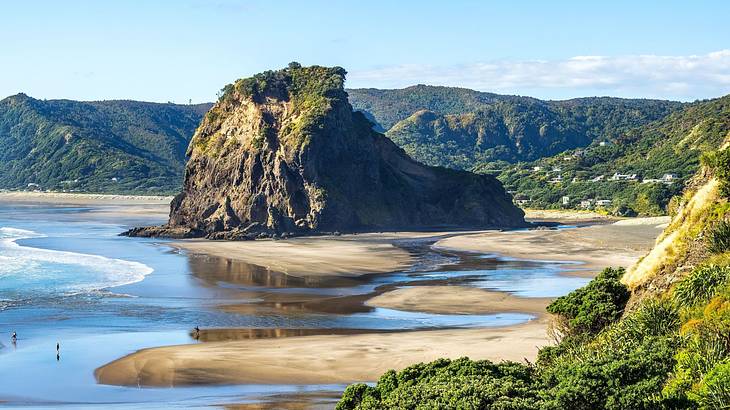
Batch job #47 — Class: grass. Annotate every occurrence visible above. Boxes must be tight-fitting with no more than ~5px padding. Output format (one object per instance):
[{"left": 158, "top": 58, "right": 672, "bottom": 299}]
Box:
[
  {"left": 707, "top": 221, "right": 730, "bottom": 254},
  {"left": 674, "top": 265, "right": 730, "bottom": 308}
]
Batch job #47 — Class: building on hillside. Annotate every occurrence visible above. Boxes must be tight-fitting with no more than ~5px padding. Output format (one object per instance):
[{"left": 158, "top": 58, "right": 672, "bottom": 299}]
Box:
[
  {"left": 562, "top": 196, "right": 570, "bottom": 205},
  {"left": 27, "top": 183, "right": 40, "bottom": 190},
  {"left": 599, "top": 140, "right": 613, "bottom": 147},
  {"left": 610, "top": 173, "right": 638, "bottom": 181},
  {"left": 533, "top": 166, "right": 543, "bottom": 172},
  {"left": 548, "top": 175, "right": 563, "bottom": 184},
  {"left": 642, "top": 173, "right": 679, "bottom": 185},
  {"left": 580, "top": 199, "right": 594, "bottom": 209},
  {"left": 590, "top": 175, "right": 605, "bottom": 182},
  {"left": 596, "top": 199, "right": 613, "bottom": 207}
]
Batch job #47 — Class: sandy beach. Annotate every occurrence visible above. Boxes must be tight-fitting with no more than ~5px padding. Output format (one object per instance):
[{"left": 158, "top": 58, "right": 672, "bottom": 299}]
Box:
[
  {"left": 94, "top": 214, "right": 666, "bottom": 387},
  {"left": 7, "top": 196, "right": 663, "bottom": 389},
  {"left": 173, "top": 236, "right": 413, "bottom": 277},
  {"left": 366, "top": 286, "right": 552, "bottom": 316},
  {"left": 0, "top": 191, "right": 173, "bottom": 205},
  {"left": 435, "top": 218, "right": 667, "bottom": 276},
  {"left": 95, "top": 321, "right": 548, "bottom": 386}
]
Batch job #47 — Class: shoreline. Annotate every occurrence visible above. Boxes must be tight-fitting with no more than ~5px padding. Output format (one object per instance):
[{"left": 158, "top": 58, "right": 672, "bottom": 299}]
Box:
[
  {"left": 94, "top": 217, "right": 664, "bottom": 387},
  {"left": 0, "top": 191, "right": 173, "bottom": 205},
  {"left": 95, "top": 319, "right": 549, "bottom": 386},
  {"left": 434, "top": 217, "right": 667, "bottom": 276},
  {"left": 171, "top": 235, "right": 414, "bottom": 277}
]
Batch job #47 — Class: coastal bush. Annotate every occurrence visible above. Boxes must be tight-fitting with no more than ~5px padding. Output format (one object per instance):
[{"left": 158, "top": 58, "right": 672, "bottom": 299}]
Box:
[
  {"left": 702, "top": 148, "right": 730, "bottom": 197},
  {"left": 673, "top": 264, "right": 730, "bottom": 307},
  {"left": 707, "top": 221, "right": 730, "bottom": 254},
  {"left": 546, "top": 267, "right": 630, "bottom": 337},
  {"left": 696, "top": 360, "right": 730, "bottom": 409},
  {"left": 665, "top": 293, "right": 730, "bottom": 405},
  {"left": 538, "top": 298, "right": 682, "bottom": 409},
  {"left": 540, "top": 335, "right": 679, "bottom": 410},
  {"left": 335, "top": 358, "right": 544, "bottom": 410}
]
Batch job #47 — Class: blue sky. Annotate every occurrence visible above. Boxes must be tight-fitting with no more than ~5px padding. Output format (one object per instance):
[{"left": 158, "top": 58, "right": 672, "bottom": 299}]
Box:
[{"left": 1, "top": 0, "right": 729, "bottom": 102}]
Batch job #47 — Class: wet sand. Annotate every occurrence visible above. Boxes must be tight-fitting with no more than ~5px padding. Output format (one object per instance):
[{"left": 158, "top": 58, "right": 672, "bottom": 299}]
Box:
[
  {"left": 95, "top": 321, "right": 548, "bottom": 386},
  {"left": 173, "top": 236, "right": 413, "bottom": 277},
  {"left": 366, "top": 286, "right": 552, "bottom": 316},
  {"left": 95, "top": 216, "right": 665, "bottom": 388},
  {"left": 435, "top": 218, "right": 667, "bottom": 276}
]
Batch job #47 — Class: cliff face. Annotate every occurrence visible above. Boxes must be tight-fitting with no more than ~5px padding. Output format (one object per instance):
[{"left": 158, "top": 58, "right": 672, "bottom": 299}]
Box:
[{"left": 127, "top": 64, "right": 525, "bottom": 239}]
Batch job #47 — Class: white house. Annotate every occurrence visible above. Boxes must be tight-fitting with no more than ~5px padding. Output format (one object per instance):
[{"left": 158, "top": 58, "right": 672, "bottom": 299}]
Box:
[
  {"left": 548, "top": 175, "right": 564, "bottom": 184},
  {"left": 580, "top": 200, "right": 593, "bottom": 209},
  {"left": 610, "top": 173, "right": 638, "bottom": 181},
  {"left": 596, "top": 199, "right": 613, "bottom": 207}
]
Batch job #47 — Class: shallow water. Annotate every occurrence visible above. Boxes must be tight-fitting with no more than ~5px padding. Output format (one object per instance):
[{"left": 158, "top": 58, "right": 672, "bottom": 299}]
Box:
[{"left": 0, "top": 203, "right": 589, "bottom": 408}]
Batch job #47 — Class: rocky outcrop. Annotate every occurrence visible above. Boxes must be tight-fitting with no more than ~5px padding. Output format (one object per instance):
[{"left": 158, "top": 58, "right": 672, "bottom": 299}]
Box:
[{"left": 125, "top": 64, "right": 525, "bottom": 239}]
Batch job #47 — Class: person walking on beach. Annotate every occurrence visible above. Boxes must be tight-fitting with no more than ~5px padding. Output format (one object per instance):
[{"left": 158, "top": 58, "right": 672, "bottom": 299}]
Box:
[{"left": 56, "top": 342, "right": 60, "bottom": 353}]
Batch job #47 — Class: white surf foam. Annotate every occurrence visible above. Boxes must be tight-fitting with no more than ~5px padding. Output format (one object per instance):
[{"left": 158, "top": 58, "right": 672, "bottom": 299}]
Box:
[{"left": 0, "top": 226, "right": 154, "bottom": 298}]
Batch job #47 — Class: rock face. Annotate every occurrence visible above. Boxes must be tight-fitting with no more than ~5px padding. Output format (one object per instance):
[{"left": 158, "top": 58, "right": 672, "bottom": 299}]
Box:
[{"left": 126, "top": 64, "right": 525, "bottom": 239}]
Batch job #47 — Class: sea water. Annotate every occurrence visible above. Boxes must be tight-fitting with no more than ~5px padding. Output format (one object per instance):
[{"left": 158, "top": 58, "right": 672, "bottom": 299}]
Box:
[{"left": 0, "top": 203, "right": 588, "bottom": 407}]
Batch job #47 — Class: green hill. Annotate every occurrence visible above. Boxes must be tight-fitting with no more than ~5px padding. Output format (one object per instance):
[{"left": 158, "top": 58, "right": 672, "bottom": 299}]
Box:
[
  {"left": 496, "top": 95, "right": 730, "bottom": 215},
  {"left": 348, "top": 86, "right": 683, "bottom": 168},
  {"left": 0, "top": 94, "right": 211, "bottom": 194},
  {"left": 337, "top": 137, "right": 730, "bottom": 410}
]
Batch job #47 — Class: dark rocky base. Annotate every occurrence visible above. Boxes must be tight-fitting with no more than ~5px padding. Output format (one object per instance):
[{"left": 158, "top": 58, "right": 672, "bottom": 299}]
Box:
[{"left": 121, "top": 221, "right": 532, "bottom": 241}]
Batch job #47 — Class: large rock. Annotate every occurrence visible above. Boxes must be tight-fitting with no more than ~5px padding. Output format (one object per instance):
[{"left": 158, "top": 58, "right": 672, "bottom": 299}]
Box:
[{"left": 126, "top": 64, "right": 525, "bottom": 239}]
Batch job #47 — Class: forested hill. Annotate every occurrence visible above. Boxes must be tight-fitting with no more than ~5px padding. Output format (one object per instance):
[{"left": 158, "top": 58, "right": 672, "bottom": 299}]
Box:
[
  {"left": 498, "top": 94, "right": 730, "bottom": 215},
  {"left": 0, "top": 94, "right": 211, "bottom": 194},
  {"left": 347, "top": 85, "right": 683, "bottom": 168}
]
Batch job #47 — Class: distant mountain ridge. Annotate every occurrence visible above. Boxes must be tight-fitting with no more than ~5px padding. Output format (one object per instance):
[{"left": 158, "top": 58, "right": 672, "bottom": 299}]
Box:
[
  {"left": 347, "top": 85, "right": 684, "bottom": 168},
  {"left": 0, "top": 93, "right": 211, "bottom": 193}
]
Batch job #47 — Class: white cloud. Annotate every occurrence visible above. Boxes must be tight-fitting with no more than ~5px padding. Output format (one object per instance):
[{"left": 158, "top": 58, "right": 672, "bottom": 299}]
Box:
[{"left": 347, "top": 50, "right": 730, "bottom": 101}]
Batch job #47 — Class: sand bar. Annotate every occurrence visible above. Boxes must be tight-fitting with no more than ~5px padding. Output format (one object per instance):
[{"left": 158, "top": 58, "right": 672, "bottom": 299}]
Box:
[
  {"left": 435, "top": 218, "right": 665, "bottom": 276},
  {"left": 366, "top": 286, "right": 552, "bottom": 316},
  {"left": 95, "top": 215, "right": 665, "bottom": 387},
  {"left": 173, "top": 235, "right": 413, "bottom": 277},
  {"left": 95, "top": 321, "right": 547, "bottom": 386}
]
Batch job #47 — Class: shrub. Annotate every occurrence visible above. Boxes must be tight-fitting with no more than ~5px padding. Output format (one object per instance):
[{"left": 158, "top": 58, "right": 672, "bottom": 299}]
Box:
[
  {"left": 697, "top": 360, "right": 730, "bottom": 409},
  {"left": 546, "top": 267, "right": 630, "bottom": 337},
  {"left": 540, "top": 335, "right": 679, "bottom": 410},
  {"left": 665, "top": 294, "right": 730, "bottom": 405},
  {"left": 702, "top": 148, "right": 730, "bottom": 197},
  {"left": 336, "top": 358, "right": 544, "bottom": 410},
  {"left": 673, "top": 265, "right": 730, "bottom": 307},
  {"left": 707, "top": 221, "right": 730, "bottom": 254}
]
